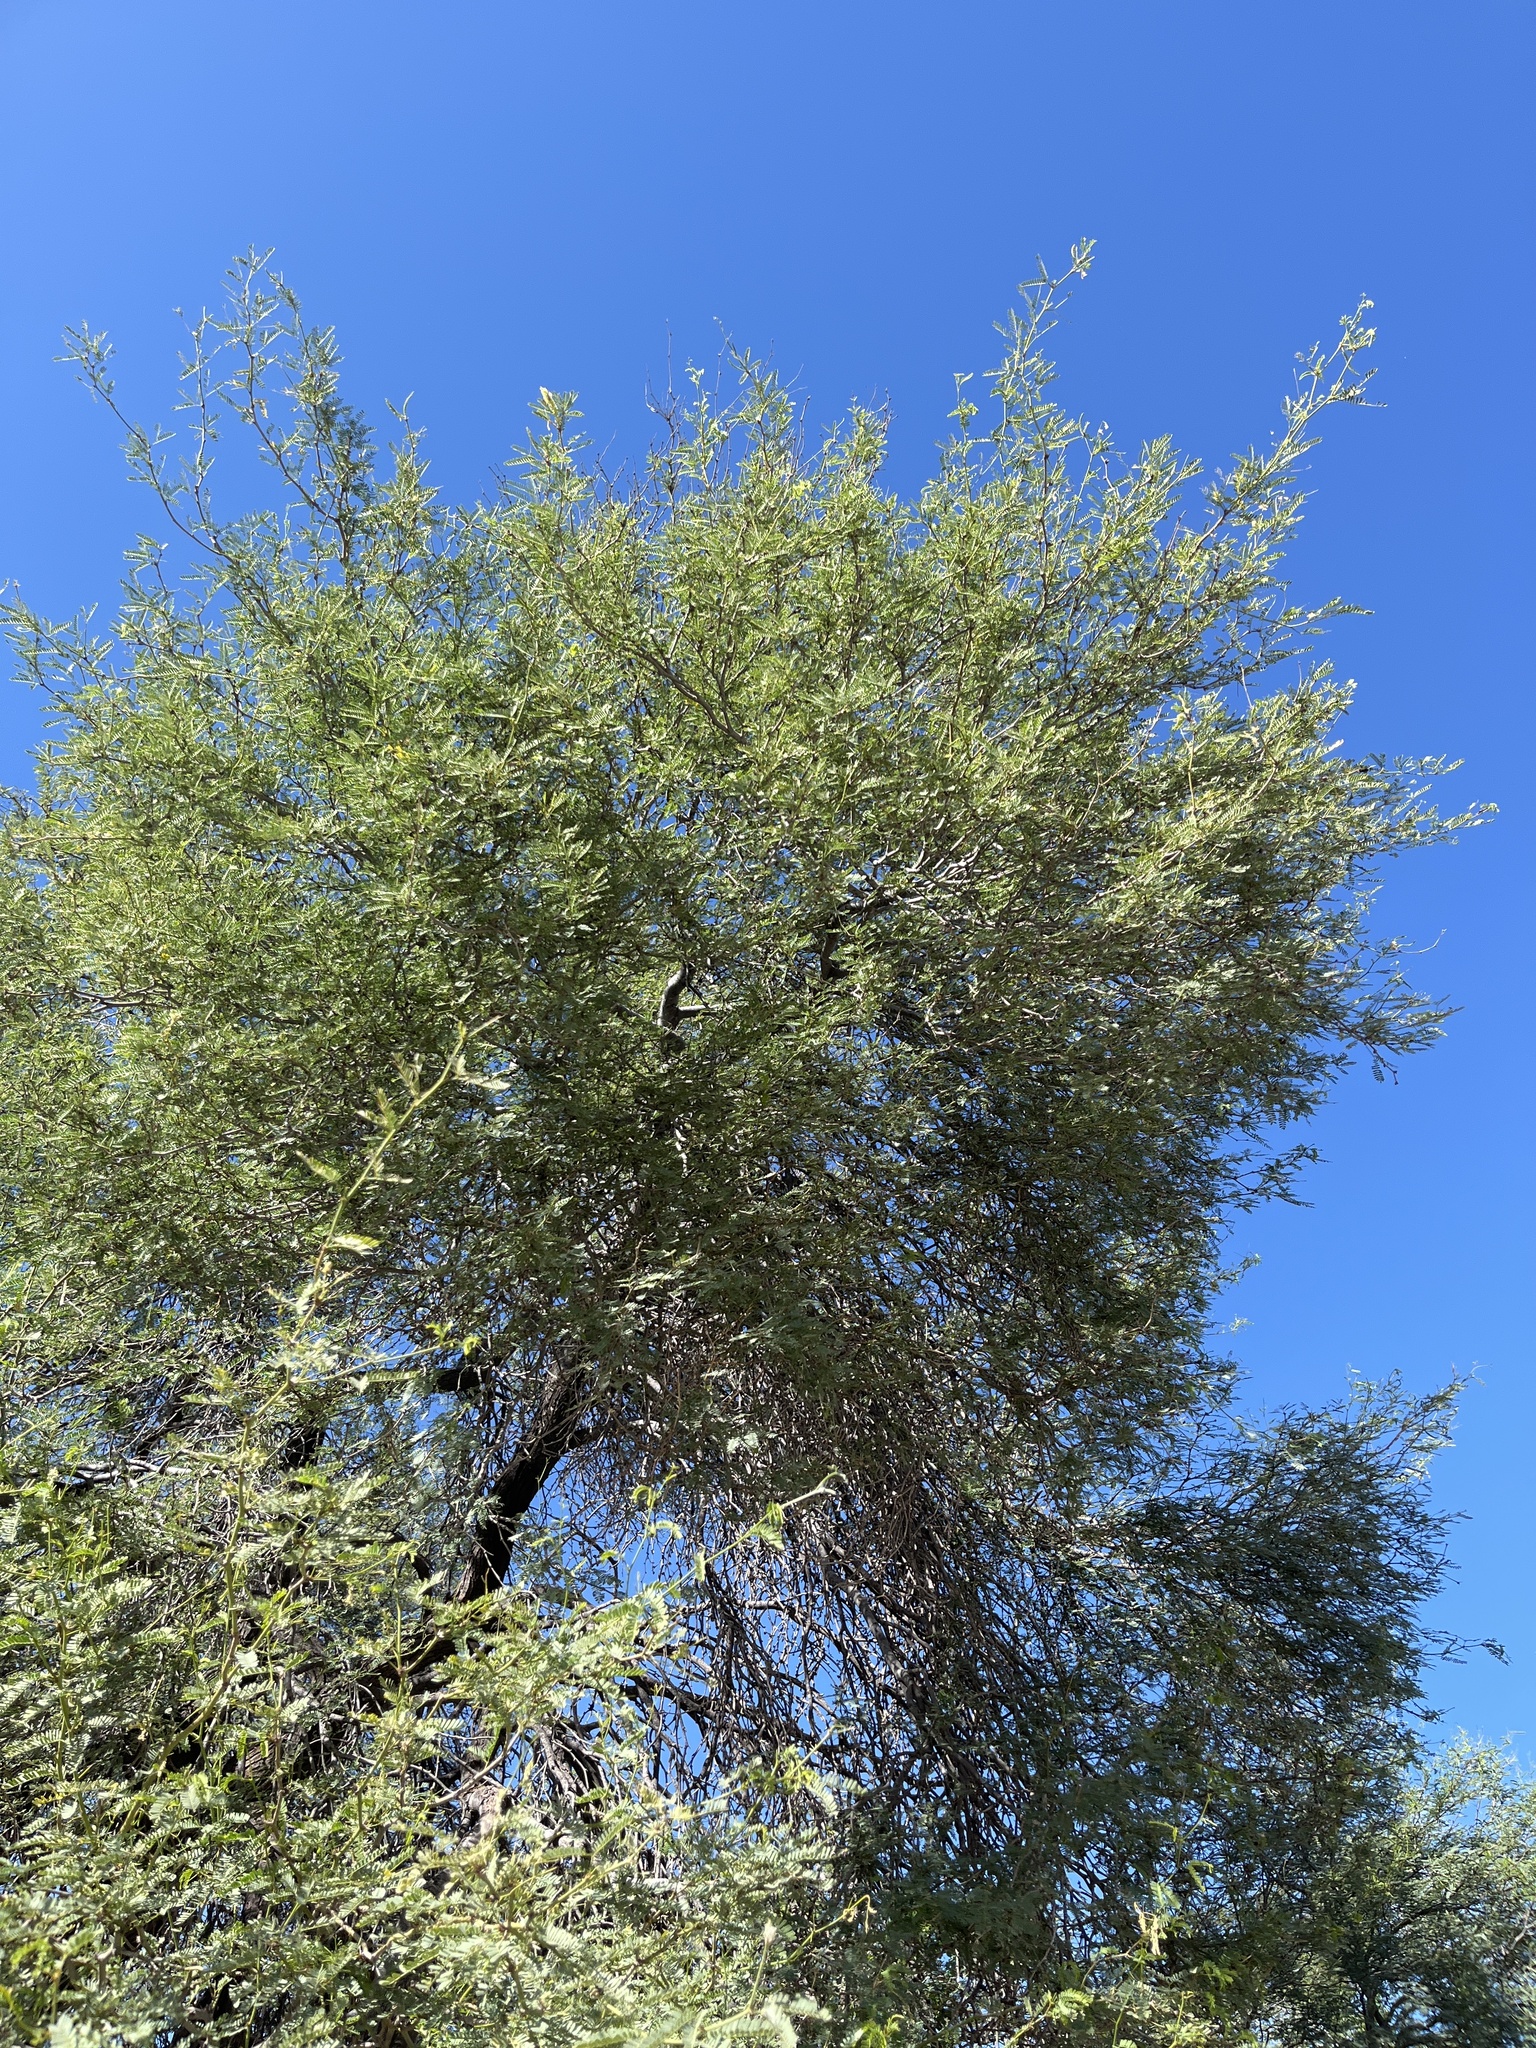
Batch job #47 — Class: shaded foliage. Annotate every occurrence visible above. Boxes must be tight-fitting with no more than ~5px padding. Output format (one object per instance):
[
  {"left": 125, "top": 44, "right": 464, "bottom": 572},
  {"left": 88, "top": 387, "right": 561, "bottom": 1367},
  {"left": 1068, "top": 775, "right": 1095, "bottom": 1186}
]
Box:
[{"left": 1263, "top": 1743, "right": 1536, "bottom": 2046}]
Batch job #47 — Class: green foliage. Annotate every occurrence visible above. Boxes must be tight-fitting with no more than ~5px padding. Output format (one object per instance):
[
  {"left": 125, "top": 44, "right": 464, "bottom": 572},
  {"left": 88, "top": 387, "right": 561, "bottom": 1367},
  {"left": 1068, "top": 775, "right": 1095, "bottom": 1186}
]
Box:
[
  {"left": 1265, "top": 1743, "right": 1536, "bottom": 2046},
  {"left": 0, "top": 1310, "right": 839, "bottom": 2046},
  {"left": 0, "top": 248, "right": 1523, "bottom": 2043}
]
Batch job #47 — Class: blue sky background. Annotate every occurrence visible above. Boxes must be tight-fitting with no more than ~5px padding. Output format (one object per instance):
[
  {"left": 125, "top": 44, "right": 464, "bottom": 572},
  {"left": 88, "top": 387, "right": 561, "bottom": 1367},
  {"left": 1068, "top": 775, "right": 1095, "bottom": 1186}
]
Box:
[{"left": 1, "top": 1, "right": 1530, "bottom": 1744}]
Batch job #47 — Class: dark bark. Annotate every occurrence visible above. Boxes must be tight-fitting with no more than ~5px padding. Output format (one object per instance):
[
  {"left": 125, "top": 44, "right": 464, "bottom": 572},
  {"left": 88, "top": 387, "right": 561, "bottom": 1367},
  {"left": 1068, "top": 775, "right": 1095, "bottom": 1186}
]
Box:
[{"left": 451, "top": 1357, "right": 593, "bottom": 1605}]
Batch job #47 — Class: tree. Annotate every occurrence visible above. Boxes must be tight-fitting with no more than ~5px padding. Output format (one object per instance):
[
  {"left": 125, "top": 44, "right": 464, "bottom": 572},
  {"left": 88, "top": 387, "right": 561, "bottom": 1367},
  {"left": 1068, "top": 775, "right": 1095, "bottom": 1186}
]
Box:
[
  {"left": 1266, "top": 1743, "right": 1536, "bottom": 2046},
  {"left": 0, "top": 249, "right": 1506, "bottom": 2041}
]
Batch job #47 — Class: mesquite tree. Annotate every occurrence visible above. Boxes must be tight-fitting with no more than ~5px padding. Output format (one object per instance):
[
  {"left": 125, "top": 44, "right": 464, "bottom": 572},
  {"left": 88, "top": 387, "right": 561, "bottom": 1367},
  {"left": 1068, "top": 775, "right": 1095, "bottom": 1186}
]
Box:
[
  {"left": 1267, "top": 1742, "right": 1536, "bottom": 2048},
  {"left": 0, "top": 251, "right": 1507, "bottom": 2043}
]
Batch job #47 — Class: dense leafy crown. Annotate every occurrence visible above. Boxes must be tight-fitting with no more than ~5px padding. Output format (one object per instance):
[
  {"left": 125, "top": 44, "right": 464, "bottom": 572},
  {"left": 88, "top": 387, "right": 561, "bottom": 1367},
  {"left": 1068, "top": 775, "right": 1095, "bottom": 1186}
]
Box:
[{"left": 0, "top": 252, "right": 1526, "bottom": 2047}]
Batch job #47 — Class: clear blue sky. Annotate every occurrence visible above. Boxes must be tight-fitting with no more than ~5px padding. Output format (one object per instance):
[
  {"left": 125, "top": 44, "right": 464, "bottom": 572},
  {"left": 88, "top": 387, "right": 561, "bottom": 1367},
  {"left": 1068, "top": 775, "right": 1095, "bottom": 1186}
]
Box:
[{"left": 1, "top": 1, "right": 1530, "bottom": 1744}]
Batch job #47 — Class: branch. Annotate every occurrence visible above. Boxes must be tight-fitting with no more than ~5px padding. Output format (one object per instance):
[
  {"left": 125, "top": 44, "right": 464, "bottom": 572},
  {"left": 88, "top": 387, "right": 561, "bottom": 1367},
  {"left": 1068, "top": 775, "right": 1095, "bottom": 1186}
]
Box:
[{"left": 450, "top": 1355, "right": 593, "bottom": 1605}]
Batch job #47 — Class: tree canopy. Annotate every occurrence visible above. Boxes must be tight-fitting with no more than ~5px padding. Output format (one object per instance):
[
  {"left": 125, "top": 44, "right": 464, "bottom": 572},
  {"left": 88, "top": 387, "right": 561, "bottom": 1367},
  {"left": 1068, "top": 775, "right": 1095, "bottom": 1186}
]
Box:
[{"left": 0, "top": 251, "right": 1527, "bottom": 2047}]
